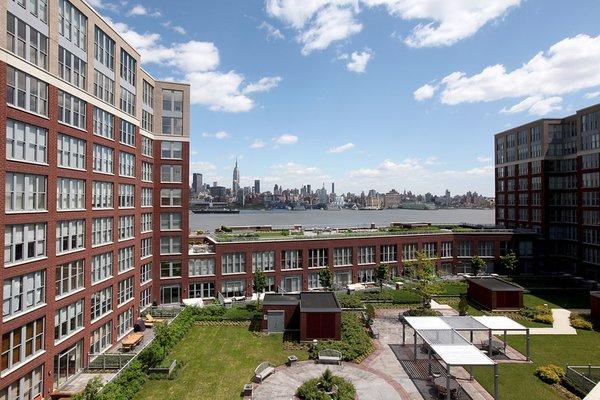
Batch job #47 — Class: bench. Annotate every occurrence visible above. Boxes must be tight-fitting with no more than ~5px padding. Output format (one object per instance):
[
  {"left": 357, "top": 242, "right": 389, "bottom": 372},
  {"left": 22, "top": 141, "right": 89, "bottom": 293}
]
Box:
[
  {"left": 254, "top": 362, "right": 275, "bottom": 383},
  {"left": 318, "top": 349, "right": 342, "bottom": 365},
  {"left": 122, "top": 332, "right": 144, "bottom": 351}
]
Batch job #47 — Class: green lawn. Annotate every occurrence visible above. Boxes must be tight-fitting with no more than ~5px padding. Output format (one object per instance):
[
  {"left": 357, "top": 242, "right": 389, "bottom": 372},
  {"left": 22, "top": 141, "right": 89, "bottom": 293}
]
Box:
[
  {"left": 134, "top": 326, "right": 308, "bottom": 400},
  {"left": 474, "top": 330, "right": 600, "bottom": 400},
  {"left": 524, "top": 290, "right": 591, "bottom": 309}
]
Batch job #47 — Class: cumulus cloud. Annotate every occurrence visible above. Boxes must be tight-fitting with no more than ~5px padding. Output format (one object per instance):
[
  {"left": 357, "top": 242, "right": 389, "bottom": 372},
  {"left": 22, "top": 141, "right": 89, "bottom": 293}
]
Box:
[
  {"left": 108, "top": 20, "right": 281, "bottom": 112},
  {"left": 417, "top": 34, "right": 600, "bottom": 116},
  {"left": 250, "top": 139, "right": 266, "bottom": 149},
  {"left": 585, "top": 91, "right": 600, "bottom": 100},
  {"left": 266, "top": 0, "right": 519, "bottom": 54},
  {"left": 414, "top": 83, "right": 436, "bottom": 101},
  {"left": 327, "top": 142, "right": 355, "bottom": 153},
  {"left": 202, "top": 131, "right": 230, "bottom": 140},
  {"left": 273, "top": 134, "right": 299, "bottom": 145},
  {"left": 128, "top": 4, "right": 161, "bottom": 17},
  {"left": 477, "top": 155, "right": 492, "bottom": 163},
  {"left": 263, "top": 162, "right": 331, "bottom": 188},
  {"left": 344, "top": 50, "right": 372, "bottom": 73},
  {"left": 259, "top": 21, "right": 285, "bottom": 41}
]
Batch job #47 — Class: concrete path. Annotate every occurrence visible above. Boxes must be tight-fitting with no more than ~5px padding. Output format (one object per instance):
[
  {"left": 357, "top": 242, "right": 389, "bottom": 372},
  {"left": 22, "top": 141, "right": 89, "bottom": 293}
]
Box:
[
  {"left": 507, "top": 308, "right": 577, "bottom": 335},
  {"left": 584, "top": 381, "right": 600, "bottom": 400}
]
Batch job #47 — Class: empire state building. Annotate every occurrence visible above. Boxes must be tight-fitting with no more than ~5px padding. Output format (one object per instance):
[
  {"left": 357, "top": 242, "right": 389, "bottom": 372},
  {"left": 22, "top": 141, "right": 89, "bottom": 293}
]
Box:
[{"left": 233, "top": 157, "right": 240, "bottom": 193}]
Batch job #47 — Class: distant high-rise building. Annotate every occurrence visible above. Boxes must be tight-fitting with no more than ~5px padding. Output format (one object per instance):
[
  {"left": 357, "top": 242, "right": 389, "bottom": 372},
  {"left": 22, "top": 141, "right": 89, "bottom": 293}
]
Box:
[
  {"left": 213, "top": 181, "right": 218, "bottom": 187},
  {"left": 254, "top": 179, "right": 261, "bottom": 194},
  {"left": 307, "top": 184, "right": 312, "bottom": 195},
  {"left": 331, "top": 182, "right": 335, "bottom": 194},
  {"left": 232, "top": 157, "right": 240, "bottom": 193},
  {"left": 274, "top": 184, "right": 279, "bottom": 194},
  {"left": 193, "top": 173, "right": 203, "bottom": 193}
]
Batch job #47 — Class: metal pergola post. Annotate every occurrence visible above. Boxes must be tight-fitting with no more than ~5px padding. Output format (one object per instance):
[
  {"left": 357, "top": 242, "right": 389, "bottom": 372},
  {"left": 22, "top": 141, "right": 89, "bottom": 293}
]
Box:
[
  {"left": 402, "top": 321, "right": 406, "bottom": 345},
  {"left": 503, "top": 330, "right": 507, "bottom": 354},
  {"left": 493, "top": 363, "right": 499, "bottom": 399},
  {"left": 446, "top": 365, "right": 451, "bottom": 400},
  {"left": 414, "top": 331, "right": 418, "bottom": 360},
  {"left": 470, "top": 330, "right": 474, "bottom": 343},
  {"left": 488, "top": 330, "right": 493, "bottom": 355},
  {"left": 525, "top": 328, "right": 530, "bottom": 361},
  {"left": 468, "top": 365, "right": 473, "bottom": 380},
  {"left": 428, "top": 346, "right": 432, "bottom": 375}
]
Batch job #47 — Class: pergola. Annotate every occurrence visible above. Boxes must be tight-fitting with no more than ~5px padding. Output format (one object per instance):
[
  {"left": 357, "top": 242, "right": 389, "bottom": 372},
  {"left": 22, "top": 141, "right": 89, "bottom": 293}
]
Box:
[{"left": 400, "top": 315, "right": 530, "bottom": 400}]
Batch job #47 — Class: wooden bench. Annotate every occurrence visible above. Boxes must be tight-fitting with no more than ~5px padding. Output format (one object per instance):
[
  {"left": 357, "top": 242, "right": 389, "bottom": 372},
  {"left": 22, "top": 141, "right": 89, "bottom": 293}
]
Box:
[
  {"left": 318, "top": 349, "right": 342, "bottom": 365},
  {"left": 254, "top": 362, "right": 275, "bottom": 383},
  {"left": 122, "top": 332, "right": 144, "bottom": 351}
]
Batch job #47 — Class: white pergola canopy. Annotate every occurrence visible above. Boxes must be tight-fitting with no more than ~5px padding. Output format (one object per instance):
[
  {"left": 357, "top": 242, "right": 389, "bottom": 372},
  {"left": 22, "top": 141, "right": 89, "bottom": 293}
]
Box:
[
  {"left": 403, "top": 316, "right": 451, "bottom": 330},
  {"left": 431, "top": 345, "right": 496, "bottom": 366},
  {"left": 473, "top": 316, "right": 527, "bottom": 331}
]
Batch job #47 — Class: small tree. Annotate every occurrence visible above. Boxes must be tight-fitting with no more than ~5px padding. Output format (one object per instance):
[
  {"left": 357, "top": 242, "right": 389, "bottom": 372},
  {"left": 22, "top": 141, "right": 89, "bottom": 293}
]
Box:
[
  {"left": 471, "top": 255, "right": 486, "bottom": 276},
  {"left": 71, "top": 377, "right": 103, "bottom": 400},
  {"left": 405, "top": 251, "right": 441, "bottom": 308},
  {"left": 253, "top": 268, "right": 267, "bottom": 307},
  {"left": 319, "top": 266, "right": 334, "bottom": 291},
  {"left": 501, "top": 251, "right": 518, "bottom": 277},
  {"left": 458, "top": 294, "right": 469, "bottom": 316},
  {"left": 375, "top": 264, "right": 388, "bottom": 292}
]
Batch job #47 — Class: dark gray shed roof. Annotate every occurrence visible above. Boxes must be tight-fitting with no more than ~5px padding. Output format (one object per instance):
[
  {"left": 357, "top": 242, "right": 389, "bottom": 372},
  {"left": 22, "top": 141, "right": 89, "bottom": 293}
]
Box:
[
  {"left": 263, "top": 293, "right": 300, "bottom": 305},
  {"left": 467, "top": 277, "right": 524, "bottom": 292},
  {"left": 300, "top": 292, "right": 341, "bottom": 312}
]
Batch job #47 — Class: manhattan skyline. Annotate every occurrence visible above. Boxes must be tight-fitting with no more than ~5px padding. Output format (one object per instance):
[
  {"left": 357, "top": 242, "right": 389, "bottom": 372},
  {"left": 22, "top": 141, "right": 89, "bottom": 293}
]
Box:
[{"left": 93, "top": 0, "right": 600, "bottom": 195}]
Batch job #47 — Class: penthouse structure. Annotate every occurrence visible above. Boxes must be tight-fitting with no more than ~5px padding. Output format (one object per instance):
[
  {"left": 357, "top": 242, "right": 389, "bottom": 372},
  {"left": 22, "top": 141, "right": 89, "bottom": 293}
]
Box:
[
  {"left": 0, "top": 0, "right": 189, "bottom": 396},
  {"left": 494, "top": 103, "right": 600, "bottom": 279}
]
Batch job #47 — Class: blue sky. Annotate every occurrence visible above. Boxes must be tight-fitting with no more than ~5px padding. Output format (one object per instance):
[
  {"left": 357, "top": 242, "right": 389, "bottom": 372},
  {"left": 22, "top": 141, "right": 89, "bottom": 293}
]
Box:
[{"left": 92, "top": 0, "right": 600, "bottom": 196}]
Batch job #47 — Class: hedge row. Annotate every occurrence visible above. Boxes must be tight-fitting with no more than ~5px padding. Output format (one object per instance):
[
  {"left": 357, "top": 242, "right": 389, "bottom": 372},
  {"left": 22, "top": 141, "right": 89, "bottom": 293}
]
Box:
[{"left": 310, "top": 313, "right": 373, "bottom": 362}]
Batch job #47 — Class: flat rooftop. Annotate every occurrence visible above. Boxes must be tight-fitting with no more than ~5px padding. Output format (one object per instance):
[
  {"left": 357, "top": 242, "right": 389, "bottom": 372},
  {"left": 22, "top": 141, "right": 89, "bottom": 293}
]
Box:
[
  {"left": 300, "top": 292, "right": 341, "bottom": 312},
  {"left": 468, "top": 277, "right": 524, "bottom": 292},
  {"left": 263, "top": 293, "right": 300, "bottom": 305}
]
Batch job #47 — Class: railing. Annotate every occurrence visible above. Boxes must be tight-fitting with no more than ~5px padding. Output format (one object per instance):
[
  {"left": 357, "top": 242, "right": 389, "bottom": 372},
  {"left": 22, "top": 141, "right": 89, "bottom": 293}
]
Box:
[
  {"left": 565, "top": 365, "right": 600, "bottom": 396},
  {"left": 88, "top": 353, "right": 136, "bottom": 371},
  {"left": 142, "top": 305, "right": 182, "bottom": 318},
  {"left": 189, "top": 244, "right": 215, "bottom": 255}
]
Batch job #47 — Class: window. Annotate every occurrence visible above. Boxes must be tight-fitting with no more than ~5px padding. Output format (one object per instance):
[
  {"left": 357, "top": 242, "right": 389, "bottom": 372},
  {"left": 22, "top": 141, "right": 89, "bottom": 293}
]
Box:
[
  {"left": 423, "top": 243, "right": 436, "bottom": 258},
  {"left": 6, "top": 66, "right": 48, "bottom": 116},
  {"left": 160, "top": 165, "right": 182, "bottom": 183},
  {"left": 141, "top": 136, "right": 153, "bottom": 157},
  {"left": 58, "top": 0, "right": 87, "bottom": 51},
  {"left": 358, "top": 246, "right": 375, "bottom": 264},
  {"left": 402, "top": 244, "right": 417, "bottom": 261},
  {"left": 56, "top": 220, "right": 84, "bottom": 254},
  {"left": 162, "top": 89, "right": 183, "bottom": 111},
  {"left": 381, "top": 245, "right": 397, "bottom": 263},
  {"left": 119, "top": 184, "right": 135, "bottom": 208},
  {"left": 160, "top": 261, "right": 182, "bottom": 278},
  {"left": 308, "top": 249, "right": 328, "bottom": 268},
  {"left": 93, "top": 107, "right": 114, "bottom": 139},
  {"left": 6, "top": 119, "right": 47, "bottom": 164},
  {"left": 91, "top": 252, "right": 112, "bottom": 284},
  {"left": 92, "top": 217, "right": 113, "bottom": 246},
  {"left": 5, "top": 173, "right": 46, "bottom": 212},
  {"left": 56, "top": 178, "right": 85, "bottom": 210},
  {"left": 90, "top": 321, "right": 112, "bottom": 354},
  {"left": 308, "top": 273, "right": 321, "bottom": 289},
  {"left": 441, "top": 242, "right": 452, "bottom": 258},
  {"left": 141, "top": 187, "right": 152, "bottom": 207},
  {"left": 222, "top": 253, "right": 245, "bottom": 274},
  {"left": 141, "top": 162, "right": 153, "bottom": 182},
  {"left": 93, "top": 144, "right": 114, "bottom": 174},
  {"left": 119, "top": 152, "right": 135, "bottom": 177},
  {"left": 189, "top": 259, "right": 215, "bottom": 276},
  {"left": 92, "top": 181, "right": 113, "bottom": 209},
  {"left": 252, "top": 251, "right": 275, "bottom": 272},
  {"left": 120, "top": 120, "right": 135, "bottom": 147},
  {"left": 94, "top": 27, "right": 114, "bottom": 70},
  {"left": 189, "top": 282, "right": 214, "bottom": 298},
  {"left": 583, "top": 172, "right": 600, "bottom": 188},
  {"left": 143, "top": 80, "right": 154, "bottom": 107},
  {"left": 458, "top": 241, "right": 472, "bottom": 257},
  {"left": 120, "top": 87, "right": 135, "bottom": 115},
  {"left": 4, "top": 223, "right": 46, "bottom": 266},
  {"left": 120, "top": 49, "right": 136, "bottom": 85},
  {"left": 7, "top": 13, "right": 48, "bottom": 69},
  {"left": 0, "top": 364, "right": 43, "bottom": 399},
  {"left": 141, "top": 263, "right": 152, "bottom": 283},
  {"left": 54, "top": 300, "right": 83, "bottom": 341},
  {"left": 334, "top": 271, "right": 351, "bottom": 286},
  {"left": 281, "top": 250, "right": 302, "bottom": 269},
  {"left": 161, "top": 117, "right": 183, "bottom": 136},
  {"left": 118, "top": 215, "right": 134, "bottom": 241},
  {"left": 13, "top": 0, "right": 47, "bottom": 23},
  {"left": 140, "top": 287, "right": 152, "bottom": 309},
  {"left": 58, "top": 46, "right": 86, "bottom": 89},
  {"left": 160, "top": 237, "right": 181, "bottom": 254},
  {"left": 142, "top": 110, "right": 153, "bottom": 132},
  {"left": 221, "top": 280, "right": 244, "bottom": 298},
  {"left": 118, "top": 246, "right": 134, "bottom": 273},
  {"left": 358, "top": 269, "right": 374, "bottom": 283},
  {"left": 141, "top": 238, "right": 152, "bottom": 258},
  {"left": 3, "top": 270, "right": 45, "bottom": 318},
  {"left": 333, "top": 247, "right": 352, "bottom": 266},
  {"left": 281, "top": 276, "right": 300, "bottom": 293},
  {"left": 117, "top": 308, "right": 133, "bottom": 337},
  {"left": 160, "top": 213, "right": 182, "bottom": 230},
  {"left": 58, "top": 91, "right": 86, "bottom": 129},
  {"left": 117, "top": 277, "right": 133, "bottom": 305},
  {"left": 57, "top": 133, "right": 86, "bottom": 170},
  {"left": 55, "top": 260, "right": 84, "bottom": 297},
  {"left": 161, "top": 141, "right": 183, "bottom": 159},
  {"left": 1, "top": 318, "right": 44, "bottom": 372},
  {"left": 141, "top": 213, "right": 152, "bottom": 233},
  {"left": 160, "top": 188, "right": 182, "bottom": 207},
  {"left": 93, "top": 70, "right": 114, "bottom": 104}
]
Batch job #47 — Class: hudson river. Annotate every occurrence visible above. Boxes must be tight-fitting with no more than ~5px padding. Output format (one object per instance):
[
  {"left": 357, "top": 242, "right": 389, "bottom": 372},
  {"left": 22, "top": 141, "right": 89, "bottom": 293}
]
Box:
[{"left": 189, "top": 208, "right": 495, "bottom": 233}]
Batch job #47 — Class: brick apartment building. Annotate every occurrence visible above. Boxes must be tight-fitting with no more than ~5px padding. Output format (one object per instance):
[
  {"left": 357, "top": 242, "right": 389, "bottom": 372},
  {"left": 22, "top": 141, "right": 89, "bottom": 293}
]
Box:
[
  {"left": 494, "top": 103, "right": 600, "bottom": 279},
  {"left": 0, "top": 0, "right": 189, "bottom": 396}
]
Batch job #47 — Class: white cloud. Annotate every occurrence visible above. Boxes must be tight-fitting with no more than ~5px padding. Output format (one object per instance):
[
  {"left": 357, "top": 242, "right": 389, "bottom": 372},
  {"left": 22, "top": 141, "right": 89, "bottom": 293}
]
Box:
[
  {"left": 128, "top": 4, "right": 161, "bottom": 17},
  {"left": 108, "top": 21, "right": 281, "bottom": 112},
  {"left": 266, "top": 0, "right": 519, "bottom": 54},
  {"left": 191, "top": 150, "right": 199, "bottom": 156},
  {"left": 202, "top": 131, "right": 230, "bottom": 140},
  {"left": 189, "top": 161, "right": 217, "bottom": 172},
  {"left": 344, "top": 50, "right": 372, "bottom": 73},
  {"left": 414, "top": 83, "right": 436, "bottom": 101},
  {"left": 418, "top": 34, "right": 600, "bottom": 116},
  {"left": 477, "top": 155, "right": 492, "bottom": 163},
  {"left": 86, "top": 0, "right": 118, "bottom": 11},
  {"left": 250, "top": 139, "right": 266, "bottom": 149},
  {"left": 173, "top": 26, "right": 186, "bottom": 35},
  {"left": 263, "top": 162, "right": 331, "bottom": 188},
  {"left": 259, "top": 21, "right": 285, "bottom": 41},
  {"left": 585, "top": 91, "right": 600, "bottom": 99},
  {"left": 273, "top": 134, "right": 299, "bottom": 145},
  {"left": 425, "top": 156, "right": 439, "bottom": 165},
  {"left": 327, "top": 142, "right": 355, "bottom": 153}
]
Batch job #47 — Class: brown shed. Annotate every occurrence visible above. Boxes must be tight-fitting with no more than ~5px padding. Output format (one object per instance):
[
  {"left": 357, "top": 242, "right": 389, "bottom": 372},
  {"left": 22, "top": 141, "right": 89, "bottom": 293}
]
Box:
[
  {"left": 299, "top": 292, "right": 342, "bottom": 341},
  {"left": 467, "top": 277, "right": 524, "bottom": 311},
  {"left": 261, "top": 293, "right": 301, "bottom": 333},
  {"left": 591, "top": 292, "right": 600, "bottom": 318}
]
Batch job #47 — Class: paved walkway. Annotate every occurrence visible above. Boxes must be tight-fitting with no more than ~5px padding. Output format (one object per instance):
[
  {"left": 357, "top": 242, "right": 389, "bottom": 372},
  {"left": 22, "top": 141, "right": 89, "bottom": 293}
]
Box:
[{"left": 507, "top": 309, "right": 577, "bottom": 335}]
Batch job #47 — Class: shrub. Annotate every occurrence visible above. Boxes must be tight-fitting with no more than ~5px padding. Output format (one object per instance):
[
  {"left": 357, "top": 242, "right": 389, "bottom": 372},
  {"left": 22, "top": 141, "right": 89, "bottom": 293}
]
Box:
[
  {"left": 296, "top": 368, "right": 356, "bottom": 400},
  {"left": 570, "top": 313, "right": 593, "bottom": 330},
  {"left": 336, "top": 294, "right": 363, "bottom": 309},
  {"left": 533, "top": 314, "right": 554, "bottom": 324},
  {"left": 310, "top": 314, "right": 372, "bottom": 361},
  {"left": 458, "top": 295, "right": 469, "bottom": 316},
  {"left": 403, "top": 307, "right": 442, "bottom": 317},
  {"left": 536, "top": 364, "right": 565, "bottom": 384},
  {"left": 365, "top": 304, "right": 376, "bottom": 321}
]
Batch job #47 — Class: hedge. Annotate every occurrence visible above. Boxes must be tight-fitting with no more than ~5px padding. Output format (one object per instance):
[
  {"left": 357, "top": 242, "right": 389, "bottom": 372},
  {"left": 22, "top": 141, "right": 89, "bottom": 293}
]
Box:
[
  {"left": 536, "top": 364, "right": 565, "bottom": 384},
  {"left": 296, "top": 368, "right": 356, "bottom": 400},
  {"left": 310, "top": 314, "right": 372, "bottom": 362}
]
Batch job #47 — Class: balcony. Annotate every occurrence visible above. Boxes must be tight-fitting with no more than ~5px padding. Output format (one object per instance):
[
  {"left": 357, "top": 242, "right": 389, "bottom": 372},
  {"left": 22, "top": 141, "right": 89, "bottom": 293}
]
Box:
[{"left": 189, "top": 244, "right": 216, "bottom": 255}]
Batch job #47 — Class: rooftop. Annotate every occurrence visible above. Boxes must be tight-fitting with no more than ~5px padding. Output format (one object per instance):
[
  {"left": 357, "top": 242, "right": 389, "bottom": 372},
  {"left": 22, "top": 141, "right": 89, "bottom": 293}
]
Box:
[
  {"left": 467, "top": 277, "right": 524, "bottom": 292},
  {"left": 300, "top": 292, "right": 341, "bottom": 312},
  {"left": 263, "top": 293, "right": 300, "bottom": 305}
]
